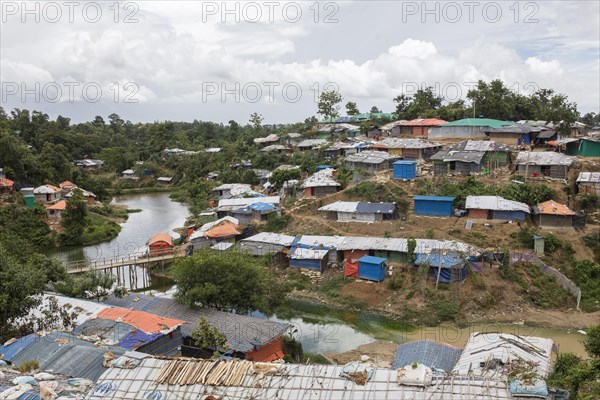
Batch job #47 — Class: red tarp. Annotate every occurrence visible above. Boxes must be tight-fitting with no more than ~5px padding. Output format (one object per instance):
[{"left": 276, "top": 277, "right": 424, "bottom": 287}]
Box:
[{"left": 344, "top": 258, "right": 358, "bottom": 277}]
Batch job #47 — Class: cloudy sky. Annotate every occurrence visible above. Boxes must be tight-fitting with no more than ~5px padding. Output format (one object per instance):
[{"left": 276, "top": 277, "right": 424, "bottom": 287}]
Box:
[{"left": 1, "top": 1, "right": 598, "bottom": 124}]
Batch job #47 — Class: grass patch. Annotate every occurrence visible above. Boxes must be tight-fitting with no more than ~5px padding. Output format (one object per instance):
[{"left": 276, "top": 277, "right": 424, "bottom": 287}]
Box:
[
  {"left": 81, "top": 212, "right": 122, "bottom": 245},
  {"left": 126, "top": 208, "right": 142, "bottom": 213}
]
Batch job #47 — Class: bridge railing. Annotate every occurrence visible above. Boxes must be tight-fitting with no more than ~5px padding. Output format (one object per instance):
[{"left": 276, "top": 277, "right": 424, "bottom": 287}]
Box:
[{"left": 63, "top": 248, "right": 187, "bottom": 272}]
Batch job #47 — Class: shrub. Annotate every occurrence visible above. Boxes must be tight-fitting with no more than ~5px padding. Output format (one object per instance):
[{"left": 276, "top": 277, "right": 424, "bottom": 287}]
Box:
[{"left": 17, "top": 360, "right": 39, "bottom": 373}]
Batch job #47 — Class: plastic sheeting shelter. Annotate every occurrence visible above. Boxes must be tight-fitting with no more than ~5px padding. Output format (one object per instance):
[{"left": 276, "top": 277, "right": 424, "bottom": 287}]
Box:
[
  {"left": 415, "top": 253, "right": 468, "bottom": 283},
  {"left": 414, "top": 196, "right": 455, "bottom": 217},
  {"left": 358, "top": 256, "right": 386, "bottom": 282},
  {"left": 393, "top": 160, "right": 417, "bottom": 179}
]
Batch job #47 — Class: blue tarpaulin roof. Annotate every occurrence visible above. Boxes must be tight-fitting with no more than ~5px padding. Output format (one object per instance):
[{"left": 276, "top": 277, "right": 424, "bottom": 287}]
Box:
[
  {"left": 249, "top": 202, "right": 276, "bottom": 211},
  {"left": 393, "top": 160, "right": 417, "bottom": 165},
  {"left": 414, "top": 195, "right": 456, "bottom": 202},
  {"left": 392, "top": 340, "right": 462, "bottom": 372},
  {"left": 118, "top": 330, "right": 162, "bottom": 350},
  {"left": 358, "top": 255, "right": 386, "bottom": 265},
  {"left": 415, "top": 253, "right": 462, "bottom": 268}
]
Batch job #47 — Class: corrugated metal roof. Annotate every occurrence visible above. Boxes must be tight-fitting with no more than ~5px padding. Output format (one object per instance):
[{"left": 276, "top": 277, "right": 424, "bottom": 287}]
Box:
[
  {"left": 297, "top": 235, "right": 345, "bottom": 249},
  {"left": 6, "top": 332, "right": 125, "bottom": 381},
  {"left": 516, "top": 152, "right": 576, "bottom": 166},
  {"left": 241, "top": 232, "right": 296, "bottom": 246},
  {"left": 392, "top": 340, "right": 462, "bottom": 372},
  {"left": 289, "top": 247, "right": 330, "bottom": 260},
  {"left": 303, "top": 169, "right": 340, "bottom": 188},
  {"left": 453, "top": 333, "right": 554, "bottom": 378},
  {"left": 440, "top": 118, "right": 513, "bottom": 128},
  {"left": 465, "top": 196, "right": 530, "bottom": 213},
  {"left": 218, "top": 196, "right": 280, "bottom": 208},
  {"left": 576, "top": 172, "right": 600, "bottom": 183},
  {"left": 33, "top": 185, "right": 60, "bottom": 194},
  {"left": 0, "top": 333, "right": 37, "bottom": 360},
  {"left": 414, "top": 195, "right": 456, "bottom": 202},
  {"left": 73, "top": 319, "right": 136, "bottom": 344},
  {"left": 211, "top": 242, "right": 234, "bottom": 251},
  {"left": 355, "top": 202, "right": 395, "bottom": 214},
  {"left": 463, "top": 140, "right": 509, "bottom": 152},
  {"left": 103, "top": 294, "right": 289, "bottom": 353},
  {"left": 430, "top": 150, "right": 485, "bottom": 164},
  {"left": 297, "top": 139, "right": 328, "bottom": 148},
  {"left": 376, "top": 138, "right": 442, "bottom": 150},
  {"left": 253, "top": 134, "right": 279, "bottom": 144},
  {"left": 31, "top": 294, "right": 110, "bottom": 327},
  {"left": 260, "top": 144, "right": 291, "bottom": 152},
  {"left": 345, "top": 151, "right": 399, "bottom": 164},
  {"left": 87, "top": 357, "right": 516, "bottom": 399},
  {"left": 318, "top": 201, "right": 359, "bottom": 213}
]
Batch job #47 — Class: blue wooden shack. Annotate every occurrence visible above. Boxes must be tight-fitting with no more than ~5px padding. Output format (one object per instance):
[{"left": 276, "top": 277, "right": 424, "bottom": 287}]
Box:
[
  {"left": 413, "top": 196, "right": 455, "bottom": 217},
  {"left": 393, "top": 160, "right": 417, "bottom": 180},
  {"left": 358, "top": 255, "right": 386, "bottom": 282}
]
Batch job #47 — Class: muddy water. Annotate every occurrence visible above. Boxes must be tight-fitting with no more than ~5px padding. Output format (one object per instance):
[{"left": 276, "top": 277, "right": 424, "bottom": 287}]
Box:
[
  {"left": 48, "top": 192, "right": 189, "bottom": 290},
  {"left": 271, "top": 299, "right": 588, "bottom": 357}
]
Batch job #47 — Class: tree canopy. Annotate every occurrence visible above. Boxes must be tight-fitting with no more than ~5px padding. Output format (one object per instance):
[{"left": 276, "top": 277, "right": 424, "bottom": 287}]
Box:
[{"left": 173, "top": 251, "right": 288, "bottom": 315}]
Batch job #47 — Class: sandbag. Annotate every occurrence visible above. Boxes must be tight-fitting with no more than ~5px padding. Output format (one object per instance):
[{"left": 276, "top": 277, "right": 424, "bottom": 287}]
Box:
[
  {"left": 11, "top": 376, "right": 37, "bottom": 386},
  {"left": 397, "top": 363, "right": 433, "bottom": 387},
  {"left": 33, "top": 373, "right": 55, "bottom": 381},
  {"left": 0, "top": 384, "right": 33, "bottom": 400}
]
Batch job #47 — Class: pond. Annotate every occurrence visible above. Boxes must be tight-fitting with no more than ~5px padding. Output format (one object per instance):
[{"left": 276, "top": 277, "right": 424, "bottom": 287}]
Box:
[{"left": 268, "top": 299, "right": 589, "bottom": 357}]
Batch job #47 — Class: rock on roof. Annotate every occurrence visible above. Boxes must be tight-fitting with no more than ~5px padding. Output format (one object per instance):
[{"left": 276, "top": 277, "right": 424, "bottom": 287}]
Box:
[
  {"left": 392, "top": 340, "right": 462, "bottom": 372},
  {"left": 345, "top": 150, "right": 399, "bottom": 164},
  {"left": 452, "top": 332, "right": 554, "bottom": 378},
  {"left": 375, "top": 138, "right": 442, "bottom": 149},
  {"left": 515, "top": 152, "right": 576, "bottom": 166},
  {"left": 465, "top": 196, "right": 530, "bottom": 213},
  {"left": 534, "top": 200, "right": 574, "bottom": 216},
  {"left": 318, "top": 201, "right": 395, "bottom": 214},
  {"left": 303, "top": 169, "right": 340, "bottom": 188},
  {"left": 241, "top": 232, "right": 296, "bottom": 246},
  {"left": 576, "top": 172, "right": 600, "bottom": 183},
  {"left": 90, "top": 356, "right": 517, "bottom": 399}
]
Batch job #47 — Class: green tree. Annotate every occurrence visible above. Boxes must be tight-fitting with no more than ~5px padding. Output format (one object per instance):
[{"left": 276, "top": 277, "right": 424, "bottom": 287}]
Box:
[
  {"left": 55, "top": 271, "right": 117, "bottom": 302},
  {"left": 249, "top": 112, "right": 264, "bottom": 135},
  {"left": 0, "top": 240, "right": 48, "bottom": 341},
  {"left": 585, "top": 324, "right": 600, "bottom": 358},
  {"left": 370, "top": 106, "right": 381, "bottom": 114},
  {"left": 467, "top": 80, "right": 515, "bottom": 120},
  {"left": 269, "top": 167, "right": 302, "bottom": 190},
  {"left": 407, "top": 237, "right": 417, "bottom": 264},
  {"left": 345, "top": 102, "right": 360, "bottom": 115},
  {"left": 317, "top": 90, "right": 343, "bottom": 121},
  {"left": 61, "top": 188, "right": 88, "bottom": 246},
  {"left": 191, "top": 317, "right": 228, "bottom": 357},
  {"left": 173, "top": 251, "right": 288, "bottom": 314}
]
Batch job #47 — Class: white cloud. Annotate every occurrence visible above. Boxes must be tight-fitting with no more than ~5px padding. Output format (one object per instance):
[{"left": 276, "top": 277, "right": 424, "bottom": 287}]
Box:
[
  {"left": 525, "top": 57, "right": 564, "bottom": 75},
  {"left": 388, "top": 39, "right": 437, "bottom": 59}
]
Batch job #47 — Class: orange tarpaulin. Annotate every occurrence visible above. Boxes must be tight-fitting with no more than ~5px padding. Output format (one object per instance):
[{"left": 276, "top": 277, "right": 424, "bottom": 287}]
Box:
[
  {"left": 344, "top": 258, "right": 358, "bottom": 277},
  {"left": 98, "top": 308, "right": 184, "bottom": 334},
  {"left": 203, "top": 221, "right": 240, "bottom": 239}
]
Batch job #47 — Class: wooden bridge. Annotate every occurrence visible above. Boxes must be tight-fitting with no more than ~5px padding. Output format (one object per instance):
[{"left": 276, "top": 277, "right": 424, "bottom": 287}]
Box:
[{"left": 65, "top": 249, "right": 186, "bottom": 274}]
